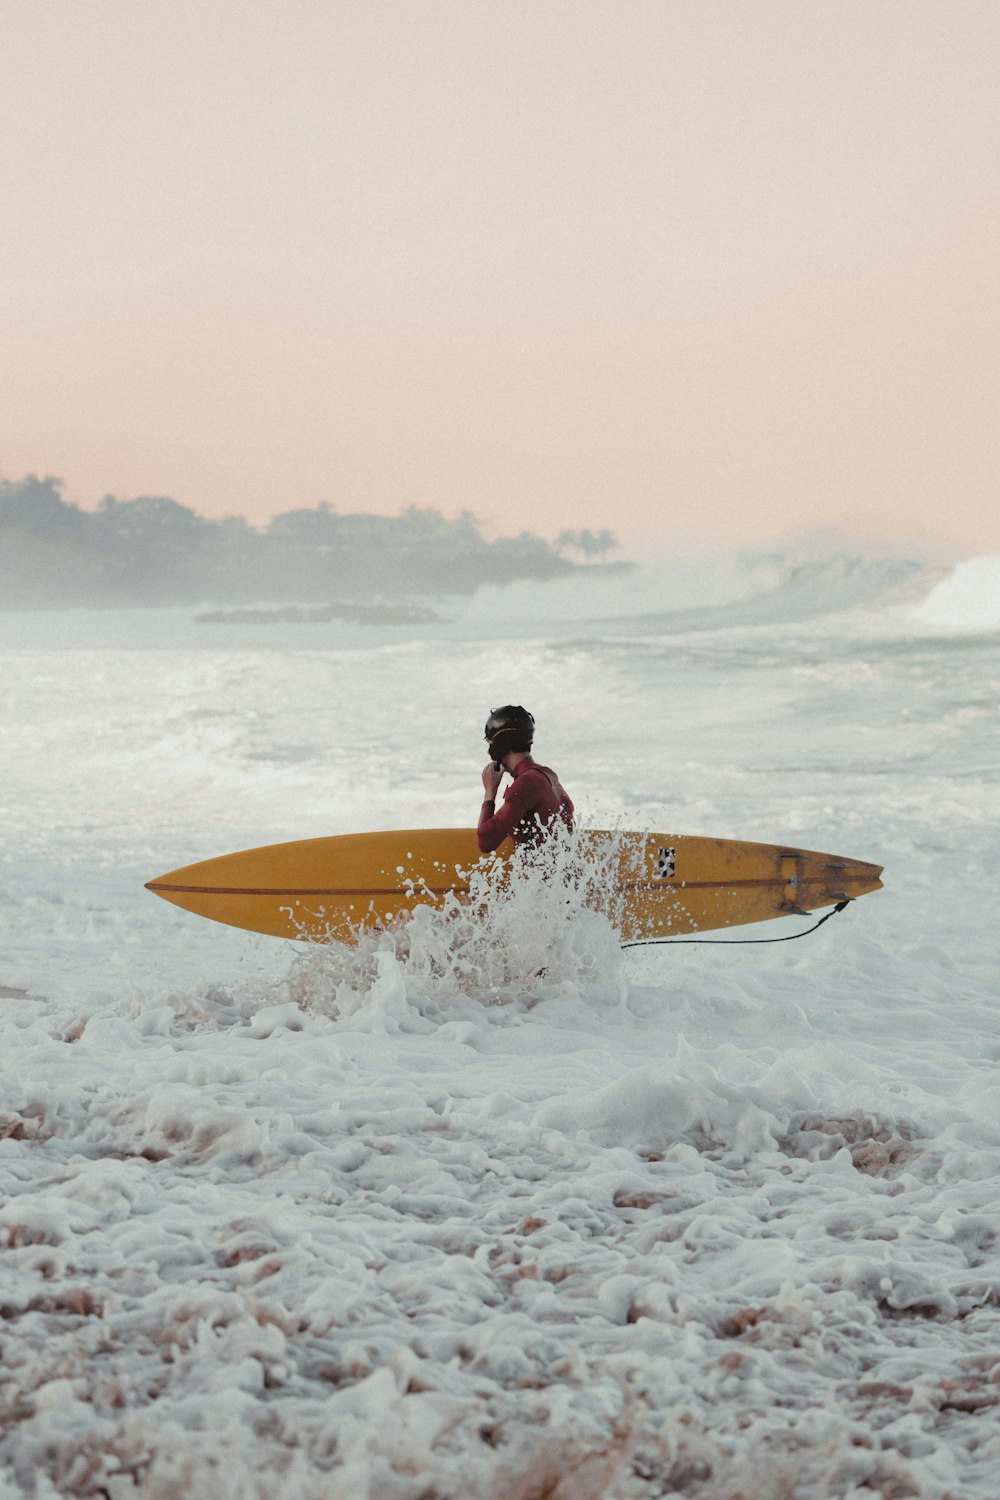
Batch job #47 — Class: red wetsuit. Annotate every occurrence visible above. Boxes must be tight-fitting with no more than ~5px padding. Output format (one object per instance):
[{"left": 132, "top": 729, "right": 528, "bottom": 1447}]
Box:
[{"left": 477, "top": 755, "right": 574, "bottom": 853}]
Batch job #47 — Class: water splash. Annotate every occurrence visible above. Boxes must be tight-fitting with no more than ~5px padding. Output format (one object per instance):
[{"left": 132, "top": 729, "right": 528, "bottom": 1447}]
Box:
[{"left": 281, "top": 823, "right": 630, "bottom": 1020}]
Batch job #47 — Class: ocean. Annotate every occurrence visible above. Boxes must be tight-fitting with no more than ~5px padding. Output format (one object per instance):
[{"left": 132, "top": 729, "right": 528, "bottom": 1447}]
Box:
[{"left": 1, "top": 552, "right": 998, "bottom": 1498}]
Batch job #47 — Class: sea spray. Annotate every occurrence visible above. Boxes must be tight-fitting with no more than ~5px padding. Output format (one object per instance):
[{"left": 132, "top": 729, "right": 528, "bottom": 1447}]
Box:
[{"left": 281, "top": 822, "right": 631, "bottom": 1021}]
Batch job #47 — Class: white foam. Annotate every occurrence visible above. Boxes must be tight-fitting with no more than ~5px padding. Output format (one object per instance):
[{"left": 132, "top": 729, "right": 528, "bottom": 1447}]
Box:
[
  {"left": 911, "top": 555, "right": 1000, "bottom": 631},
  {"left": 2, "top": 576, "right": 998, "bottom": 1495}
]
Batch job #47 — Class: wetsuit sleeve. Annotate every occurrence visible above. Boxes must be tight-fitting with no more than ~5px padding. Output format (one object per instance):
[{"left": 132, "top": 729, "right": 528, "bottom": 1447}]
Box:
[{"left": 477, "top": 775, "right": 545, "bottom": 853}]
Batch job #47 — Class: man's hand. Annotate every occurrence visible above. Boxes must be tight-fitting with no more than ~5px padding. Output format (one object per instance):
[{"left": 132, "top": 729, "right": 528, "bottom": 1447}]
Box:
[{"left": 481, "top": 762, "right": 503, "bottom": 800}]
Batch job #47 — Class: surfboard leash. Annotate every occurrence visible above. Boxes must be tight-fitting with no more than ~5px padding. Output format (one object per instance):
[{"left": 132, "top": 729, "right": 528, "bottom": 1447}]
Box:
[{"left": 620, "top": 899, "right": 852, "bottom": 949}]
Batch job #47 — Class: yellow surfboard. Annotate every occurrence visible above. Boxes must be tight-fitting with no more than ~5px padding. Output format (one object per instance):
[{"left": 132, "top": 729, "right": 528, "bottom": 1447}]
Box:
[{"left": 145, "top": 829, "right": 882, "bottom": 945}]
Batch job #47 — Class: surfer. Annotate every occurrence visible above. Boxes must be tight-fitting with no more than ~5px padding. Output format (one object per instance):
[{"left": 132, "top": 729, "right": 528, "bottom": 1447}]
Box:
[{"left": 477, "top": 705, "right": 574, "bottom": 853}]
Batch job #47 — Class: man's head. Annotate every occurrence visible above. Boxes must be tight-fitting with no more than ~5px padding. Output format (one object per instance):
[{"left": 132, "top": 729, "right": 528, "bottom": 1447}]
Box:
[{"left": 484, "top": 705, "right": 535, "bottom": 765}]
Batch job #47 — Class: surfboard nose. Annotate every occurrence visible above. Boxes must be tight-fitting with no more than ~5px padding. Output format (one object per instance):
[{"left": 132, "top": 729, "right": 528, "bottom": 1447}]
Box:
[{"left": 145, "top": 869, "right": 186, "bottom": 894}]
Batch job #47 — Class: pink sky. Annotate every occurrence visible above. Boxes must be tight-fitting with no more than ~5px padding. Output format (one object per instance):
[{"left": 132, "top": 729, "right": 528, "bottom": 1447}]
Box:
[{"left": 2, "top": 1, "right": 997, "bottom": 558}]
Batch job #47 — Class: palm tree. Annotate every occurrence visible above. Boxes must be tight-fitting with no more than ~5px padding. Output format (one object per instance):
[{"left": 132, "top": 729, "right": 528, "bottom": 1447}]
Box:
[{"left": 555, "top": 527, "right": 618, "bottom": 562}]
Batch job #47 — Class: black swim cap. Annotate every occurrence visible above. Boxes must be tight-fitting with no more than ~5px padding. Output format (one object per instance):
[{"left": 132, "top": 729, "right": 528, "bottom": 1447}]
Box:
[{"left": 484, "top": 704, "right": 535, "bottom": 760}]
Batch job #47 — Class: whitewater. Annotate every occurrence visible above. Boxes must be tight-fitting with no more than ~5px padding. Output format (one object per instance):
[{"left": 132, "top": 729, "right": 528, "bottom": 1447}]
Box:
[{"left": 1, "top": 553, "right": 998, "bottom": 1499}]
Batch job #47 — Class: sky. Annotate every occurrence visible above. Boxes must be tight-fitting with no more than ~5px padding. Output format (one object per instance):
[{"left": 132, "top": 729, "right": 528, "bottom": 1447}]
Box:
[{"left": 1, "top": 0, "right": 997, "bottom": 559}]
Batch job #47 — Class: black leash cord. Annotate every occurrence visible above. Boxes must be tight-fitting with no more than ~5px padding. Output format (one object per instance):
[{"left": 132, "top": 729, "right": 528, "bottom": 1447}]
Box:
[{"left": 621, "top": 899, "right": 851, "bottom": 949}]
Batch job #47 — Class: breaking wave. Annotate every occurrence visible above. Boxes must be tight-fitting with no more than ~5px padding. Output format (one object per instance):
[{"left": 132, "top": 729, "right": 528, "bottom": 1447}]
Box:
[
  {"left": 911, "top": 554, "right": 1000, "bottom": 632},
  {"left": 564, "top": 555, "right": 945, "bottom": 636}
]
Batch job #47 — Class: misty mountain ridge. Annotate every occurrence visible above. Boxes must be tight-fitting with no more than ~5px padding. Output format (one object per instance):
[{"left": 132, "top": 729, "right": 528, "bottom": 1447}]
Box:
[{"left": 0, "top": 476, "right": 623, "bottom": 610}]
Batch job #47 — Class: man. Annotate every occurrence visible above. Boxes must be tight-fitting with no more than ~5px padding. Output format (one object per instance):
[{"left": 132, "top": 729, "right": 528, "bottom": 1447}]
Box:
[{"left": 477, "top": 705, "right": 574, "bottom": 854}]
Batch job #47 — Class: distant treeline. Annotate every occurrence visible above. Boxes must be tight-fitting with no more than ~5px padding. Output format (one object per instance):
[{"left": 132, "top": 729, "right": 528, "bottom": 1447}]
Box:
[{"left": 0, "top": 476, "right": 620, "bottom": 609}]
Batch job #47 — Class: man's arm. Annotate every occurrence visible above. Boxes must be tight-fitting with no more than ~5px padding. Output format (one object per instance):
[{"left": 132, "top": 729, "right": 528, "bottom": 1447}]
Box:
[
  {"left": 477, "top": 771, "right": 542, "bottom": 853},
  {"left": 477, "top": 761, "right": 504, "bottom": 853}
]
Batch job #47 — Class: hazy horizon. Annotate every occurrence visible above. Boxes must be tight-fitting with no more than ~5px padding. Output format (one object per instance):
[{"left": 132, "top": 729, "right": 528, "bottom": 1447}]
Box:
[
  {"left": 3, "top": 470, "right": 985, "bottom": 569},
  {"left": 2, "top": 1, "right": 997, "bottom": 559}
]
